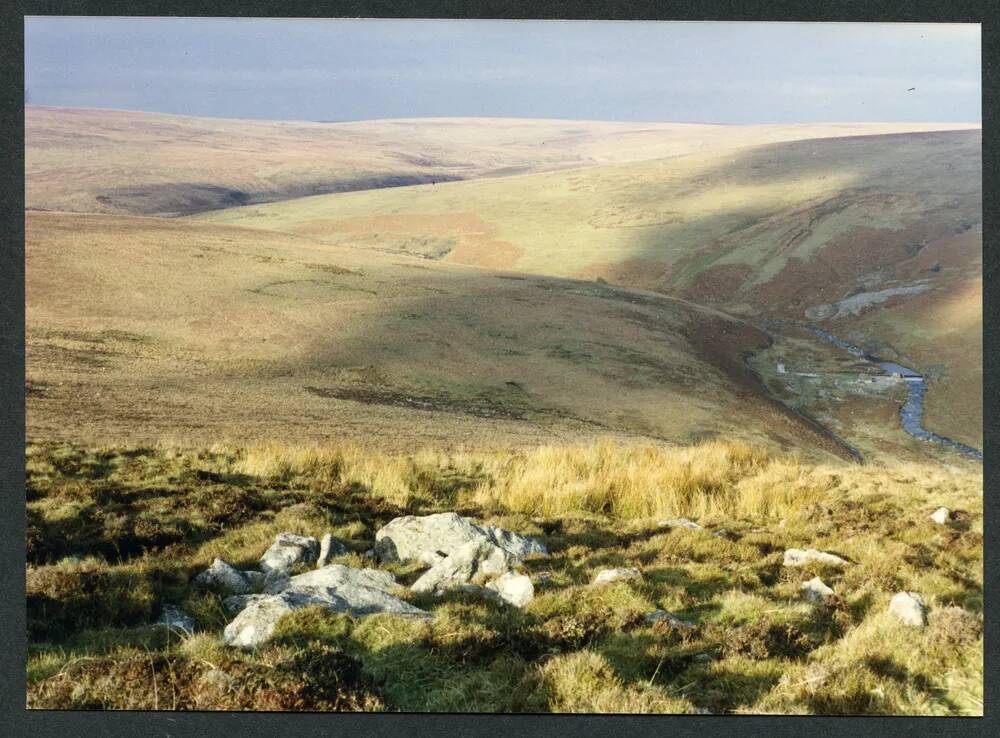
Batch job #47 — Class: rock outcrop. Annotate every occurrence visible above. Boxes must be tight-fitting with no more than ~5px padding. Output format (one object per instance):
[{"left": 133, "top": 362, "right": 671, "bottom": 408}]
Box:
[
  {"left": 223, "top": 564, "right": 427, "bottom": 649},
  {"left": 374, "top": 512, "right": 547, "bottom": 564},
  {"left": 222, "top": 593, "right": 268, "bottom": 616},
  {"left": 224, "top": 591, "right": 321, "bottom": 648},
  {"left": 317, "top": 533, "right": 348, "bottom": 567}
]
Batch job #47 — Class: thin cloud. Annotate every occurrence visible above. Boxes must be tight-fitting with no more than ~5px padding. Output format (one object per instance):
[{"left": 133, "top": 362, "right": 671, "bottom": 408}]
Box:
[{"left": 24, "top": 18, "right": 981, "bottom": 124}]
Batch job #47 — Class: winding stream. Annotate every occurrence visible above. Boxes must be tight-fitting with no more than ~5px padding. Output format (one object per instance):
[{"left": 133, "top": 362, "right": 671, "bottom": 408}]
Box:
[{"left": 802, "top": 325, "right": 983, "bottom": 461}]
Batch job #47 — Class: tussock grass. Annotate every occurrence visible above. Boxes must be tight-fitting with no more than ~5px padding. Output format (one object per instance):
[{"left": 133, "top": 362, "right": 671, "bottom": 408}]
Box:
[
  {"left": 540, "top": 651, "right": 693, "bottom": 713},
  {"left": 231, "top": 439, "right": 978, "bottom": 525},
  {"left": 233, "top": 440, "right": 824, "bottom": 520}
]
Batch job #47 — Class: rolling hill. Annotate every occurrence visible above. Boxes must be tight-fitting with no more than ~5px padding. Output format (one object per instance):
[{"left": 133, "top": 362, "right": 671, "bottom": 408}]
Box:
[
  {"left": 25, "top": 107, "right": 982, "bottom": 455},
  {"left": 27, "top": 210, "right": 864, "bottom": 460},
  {"left": 26, "top": 106, "right": 975, "bottom": 217},
  {"left": 197, "top": 128, "right": 981, "bottom": 449},
  {"left": 24, "top": 113, "right": 983, "bottom": 718}
]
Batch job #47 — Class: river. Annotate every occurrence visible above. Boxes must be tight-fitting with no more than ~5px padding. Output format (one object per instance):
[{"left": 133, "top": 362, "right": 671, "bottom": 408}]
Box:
[{"left": 801, "top": 325, "right": 983, "bottom": 461}]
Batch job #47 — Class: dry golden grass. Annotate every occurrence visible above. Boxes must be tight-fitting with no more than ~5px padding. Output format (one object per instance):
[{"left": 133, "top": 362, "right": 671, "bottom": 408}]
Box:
[
  {"left": 229, "top": 439, "right": 979, "bottom": 522},
  {"left": 234, "top": 439, "right": 782, "bottom": 518}
]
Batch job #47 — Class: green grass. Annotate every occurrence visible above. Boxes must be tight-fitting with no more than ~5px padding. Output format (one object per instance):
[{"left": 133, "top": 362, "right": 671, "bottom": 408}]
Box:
[{"left": 25, "top": 441, "right": 981, "bottom": 714}]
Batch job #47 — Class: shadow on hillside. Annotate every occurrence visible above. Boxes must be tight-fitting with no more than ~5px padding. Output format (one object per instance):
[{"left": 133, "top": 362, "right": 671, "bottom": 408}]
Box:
[{"left": 616, "top": 129, "right": 980, "bottom": 296}]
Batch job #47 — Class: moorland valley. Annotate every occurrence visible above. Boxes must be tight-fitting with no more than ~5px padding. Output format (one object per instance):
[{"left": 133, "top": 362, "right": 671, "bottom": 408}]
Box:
[{"left": 25, "top": 106, "right": 983, "bottom": 713}]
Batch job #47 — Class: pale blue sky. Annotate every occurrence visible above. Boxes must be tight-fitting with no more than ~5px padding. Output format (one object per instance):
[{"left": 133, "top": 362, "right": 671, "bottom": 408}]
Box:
[{"left": 24, "top": 18, "right": 981, "bottom": 123}]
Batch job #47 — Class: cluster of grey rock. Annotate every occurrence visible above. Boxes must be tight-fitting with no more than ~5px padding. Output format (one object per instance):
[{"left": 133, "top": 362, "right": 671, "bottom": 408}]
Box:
[
  {"left": 155, "top": 506, "right": 957, "bottom": 648},
  {"left": 163, "top": 513, "right": 551, "bottom": 649},
  {"left": 374, "top": 512, "right": 547, "bottom": 565},
  {"left": 224, "top": 564, "right": 427, "bottom": 648},
  {"left": 382, "top": 513, "right": 544, "bottom": 607}
]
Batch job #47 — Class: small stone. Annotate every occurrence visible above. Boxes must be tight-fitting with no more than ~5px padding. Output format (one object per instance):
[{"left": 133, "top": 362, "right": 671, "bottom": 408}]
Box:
[
  {"left": 260, "top": 533, "right": 320, "bottom": 574},
  {"left": 693, "top": 653, "right": 715, "bottom": 663},
  {"left": 889, "top": 591, "right": 928, "bottom": 627},
  {"left": 658, "top": 517, "right": 701, "bottom": 530},
  {"left": 592, "top": 567, "right": 642, "bottom": 585},
  {"left": 317, "top": 533, "right": 348, "bottom": 567},
  {"left": 645, "top": 609, "right": 694, "bottom": 629},
  {"left": 486, "top": 572, "right": 535, "bottom": 607},
  {"left": 155, "top": 605, "right": 198, "bottom": 634},
  {"left": 486, "top": 525, "right": 549, "bottom": 559},
  {"left": 930, "top": 507, "right": 950, "bottom": 525},
  {"left": 712, "top": 528, "right": 738, "bottom": 540},
  {"left": 193, "top": 558, "right": 263, "bottom": 595},
  {"left": 801, "top": 576, "right": 835, "bottom": 602},
  {"left": 783, "top": 548, "right": 848, "bottom": 567}
]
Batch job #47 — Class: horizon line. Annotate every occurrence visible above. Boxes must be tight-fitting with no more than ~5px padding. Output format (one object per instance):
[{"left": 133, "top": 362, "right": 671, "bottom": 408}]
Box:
[{"left": 24, "top": 103, "right": 984, "bottom": 129}]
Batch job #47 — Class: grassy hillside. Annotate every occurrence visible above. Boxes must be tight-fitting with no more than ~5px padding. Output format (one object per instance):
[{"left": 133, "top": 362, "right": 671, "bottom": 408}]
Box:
[
  {"left": 26, "top": 106, "right": 975, "bottom": 217},
  {"left": 198, "top": 129, "right": 981, "bottom": 448},
  {"left": 23, "top": 113, "right": 983, "bottom": 716},
  {"left": 27, "top": 211, "right": 859, "bottom": 459},
  {"left": 26, "top": 441, "right": 982, "bottom": 714}
]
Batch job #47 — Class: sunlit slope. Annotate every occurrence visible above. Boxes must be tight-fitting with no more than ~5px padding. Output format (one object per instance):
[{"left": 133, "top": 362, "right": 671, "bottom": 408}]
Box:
[
  {"left": 200, "top": 128, "right": 981, "bottom": 447},
  {"left": 26, "top": 106, "right": 975, "bottom": 216},
  {"left": 26, "top": 211, "right": 856, "bottom": 459},
  {"left": 198, "top": 129, "right": 979, "bottom": 300}
]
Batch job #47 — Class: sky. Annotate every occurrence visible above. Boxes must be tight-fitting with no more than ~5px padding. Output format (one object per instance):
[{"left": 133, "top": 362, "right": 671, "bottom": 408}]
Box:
[{"left": 24, "top": 18, "right": 981, "bottom": 124}]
